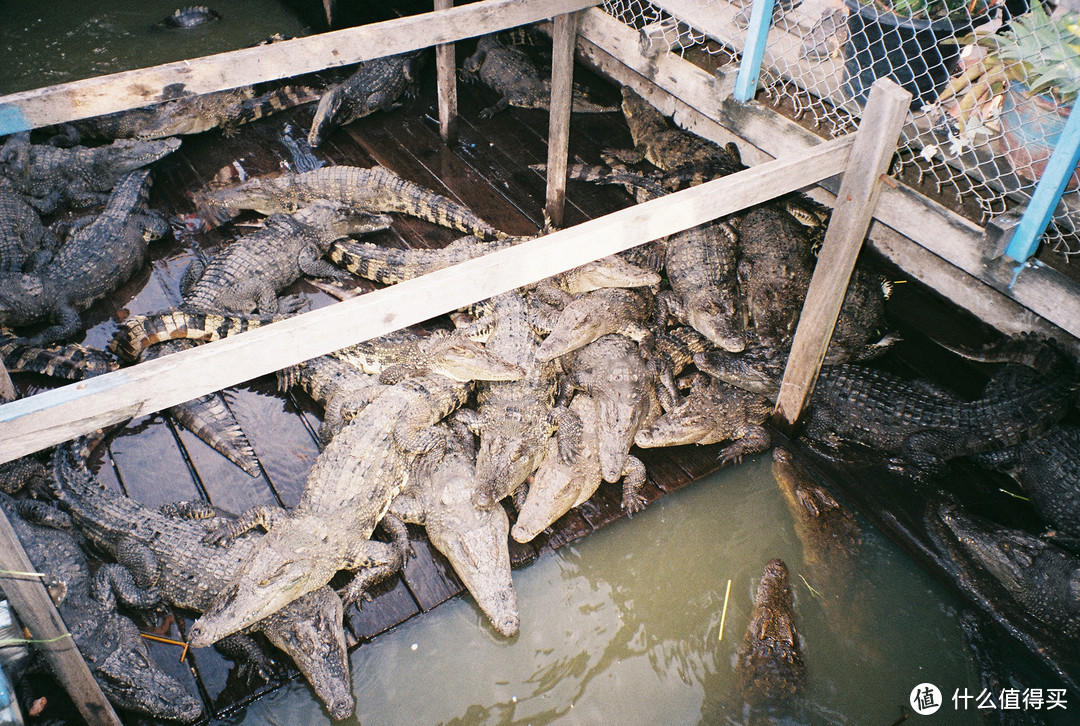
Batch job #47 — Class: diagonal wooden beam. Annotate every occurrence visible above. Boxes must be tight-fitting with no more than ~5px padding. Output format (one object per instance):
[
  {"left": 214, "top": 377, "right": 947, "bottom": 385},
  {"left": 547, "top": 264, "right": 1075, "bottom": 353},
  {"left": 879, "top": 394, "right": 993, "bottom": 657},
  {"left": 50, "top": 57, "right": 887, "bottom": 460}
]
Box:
[
  {"left": 0, "top": 135, "right": 854, "bottom": 464},
  {"left": 772, "top": 78, "right": 912, "bottom": 430}
]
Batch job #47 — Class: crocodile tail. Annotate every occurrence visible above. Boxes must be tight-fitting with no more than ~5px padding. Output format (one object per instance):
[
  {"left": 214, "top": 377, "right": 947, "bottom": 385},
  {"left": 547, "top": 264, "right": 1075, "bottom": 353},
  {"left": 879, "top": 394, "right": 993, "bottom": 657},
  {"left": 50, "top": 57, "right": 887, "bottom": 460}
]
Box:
[
  {"left": 327, "top": 240, "right": 416, "bottom": 284},
  {"left": 230, "top": 85, "right": 322, "bottom": 128},
  {"left": 46, "top": 435, "right": 104, "bottom": 502},
  {"left": 110, "top": 310, "right": 278, "bottom": 362},
  {"left": 2, "top": 334, "right": 117, "bottom": 381},
  {"left": 168, "top": 394, "right": 260, "bottom": 476},
  {"left": 366, "top": 166, "right": 507, "bottom": 240}
]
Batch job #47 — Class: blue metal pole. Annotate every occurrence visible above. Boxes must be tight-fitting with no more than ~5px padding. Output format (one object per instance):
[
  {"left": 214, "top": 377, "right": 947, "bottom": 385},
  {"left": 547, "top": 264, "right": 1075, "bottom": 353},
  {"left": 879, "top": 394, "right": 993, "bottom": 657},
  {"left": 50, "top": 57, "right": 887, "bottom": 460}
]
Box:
[
  {"left": 733, "top": 0, "right": 776, "bottom": 103},
  {"left": 1005, "top": 100, "right": 1080, "bottom": 262}
]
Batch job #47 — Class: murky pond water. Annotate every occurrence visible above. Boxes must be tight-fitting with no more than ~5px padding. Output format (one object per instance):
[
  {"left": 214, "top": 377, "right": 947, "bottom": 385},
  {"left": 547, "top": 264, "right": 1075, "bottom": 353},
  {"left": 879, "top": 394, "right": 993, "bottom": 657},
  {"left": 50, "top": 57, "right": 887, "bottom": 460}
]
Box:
[
  {"left": 218, "top": 454, "right": 1003, "bottom": 726},
  {"left": 0, "top": 0, "right": 313, "bottom": 96}
]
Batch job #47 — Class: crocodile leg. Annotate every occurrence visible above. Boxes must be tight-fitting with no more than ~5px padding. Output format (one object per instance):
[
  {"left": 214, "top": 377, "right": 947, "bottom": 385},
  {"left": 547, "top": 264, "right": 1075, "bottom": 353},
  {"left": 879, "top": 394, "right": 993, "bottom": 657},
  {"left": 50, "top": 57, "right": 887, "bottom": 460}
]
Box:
[
  {"left": 297, "top": 244, "right": 353, "bottom": 283},
  {"left": 213, "top": 633, "right": 277, "bottom": 682},
  {"left": 716, "top": 424, "right": 773, "bottom": 466},
  {"left": 203, "top": 505, "right": 285, "bottom": 546},
  {"left": 548, "top": 406, "right": 583, "bottom": 464},
  {"left": 621, "top": 455, "right": 648, "bottom": 515},
  {"left": 27, "top": 302, "right": 82, "bottom": 346},
  {"left": 480, "top": 96, "right": 511, "bottom": 119},
  {"left": 158, "top": 500, "right": 217, "bottom": 519},
  {"left": 338, "top": 532, "right": 409, "bottom": 609},
  {"left": 92, "top": 563, "right": 162, "bottom": 610}
]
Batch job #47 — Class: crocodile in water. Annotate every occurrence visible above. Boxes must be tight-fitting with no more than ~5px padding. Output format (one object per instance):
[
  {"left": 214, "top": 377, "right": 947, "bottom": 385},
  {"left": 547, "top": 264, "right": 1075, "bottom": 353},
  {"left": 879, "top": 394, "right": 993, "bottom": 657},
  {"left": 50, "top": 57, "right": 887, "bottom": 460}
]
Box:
[{"left": 736, "top": 558, "right": 806, "bottom": 706}]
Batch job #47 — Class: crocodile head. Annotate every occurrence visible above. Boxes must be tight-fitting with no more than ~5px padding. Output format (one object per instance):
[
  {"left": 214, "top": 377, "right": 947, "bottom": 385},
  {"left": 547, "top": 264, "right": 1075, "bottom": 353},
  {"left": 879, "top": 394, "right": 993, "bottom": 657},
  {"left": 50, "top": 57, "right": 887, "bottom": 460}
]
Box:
[
  {"left": 188, "top": 517, "right": 344, "bottom": 647},
  {"left": 72, "top": 613, "right": 204, "bottom": 723},
  {"left": 559, "top": 256, "right": 660, "bottom": 295},
  {"left": 194, "top": 176, "right": 287, "bottom": 225},
  {"left": 291, "top": 199, "right": 394, "bottom": 238},
  {"left": 424, "top": 451, "right": 519, "bottom": 637},
  {"left": 308, "top": 85, "right": 347, "bottom": 147},
  {"left": 619, "top": 87, "right": 668, "bottom": 149},
  {"left": 684, "top": 295, "right": 746, "bottom": 353},
  {"left": 535, "top": 296, "right": 618, "bottom": 361},
  {"left": 424, "top": 335, "right": 525, "bottom": 382},
  {"left": 0, "top": 273, "right": 54, "bottom": 328},
  {"left": 101, "top": 137, "right": 182, "bottom": 173},
  {"left": 595, "top": 391, "right": 650, "bottom": 484},
  {"left": 260, "top": 587, "right": 355, "bottom": 720},
  {"left": 738, "top": 558, "right": 804, "bottom": 704},
  {"left": 473, "top": 419, "right": 547, "bottom": 510}
]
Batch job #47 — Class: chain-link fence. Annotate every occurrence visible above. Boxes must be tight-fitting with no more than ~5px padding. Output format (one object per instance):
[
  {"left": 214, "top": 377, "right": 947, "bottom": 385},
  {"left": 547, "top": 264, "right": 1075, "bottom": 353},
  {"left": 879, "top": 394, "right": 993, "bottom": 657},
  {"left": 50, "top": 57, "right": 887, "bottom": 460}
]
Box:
[{"left": 602, "top": 0, "right": 1080, "bottom": 259}]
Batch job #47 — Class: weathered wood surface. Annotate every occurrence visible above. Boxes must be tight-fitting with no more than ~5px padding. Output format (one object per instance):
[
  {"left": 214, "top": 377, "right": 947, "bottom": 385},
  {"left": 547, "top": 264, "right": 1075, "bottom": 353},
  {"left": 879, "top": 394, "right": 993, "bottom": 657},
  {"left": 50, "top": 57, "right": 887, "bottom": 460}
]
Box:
[
  {"left": 0, "top": 508, "right": 123, "bottom": 726},
  {"left": 774, "top": 78, "right": 911, "bottom": 428},
  {"left": 0, "top": 0, "right": 603, "bottom": 134},
  {"left": 0, "top": 362, "right": 14, "bottom": 403},
  {"left": 434, "top": 0, "right": 459, "bottom": 143},
  {"left": 545, "top": 11, "right": 581, "bottom": 227},
  {"left": 568, "top": 7, "right": 1080, "bottom": 346},
  {"left": 0, "top": 135, "right": 853, "bottom": 464}
]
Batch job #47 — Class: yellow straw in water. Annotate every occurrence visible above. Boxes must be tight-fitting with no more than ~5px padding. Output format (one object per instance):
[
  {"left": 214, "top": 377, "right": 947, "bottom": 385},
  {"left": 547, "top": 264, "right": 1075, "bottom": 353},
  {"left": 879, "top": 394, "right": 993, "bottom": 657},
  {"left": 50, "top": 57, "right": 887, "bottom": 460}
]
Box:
[{"left": 718, "top": 578, "right": 732, "bottom": 641}]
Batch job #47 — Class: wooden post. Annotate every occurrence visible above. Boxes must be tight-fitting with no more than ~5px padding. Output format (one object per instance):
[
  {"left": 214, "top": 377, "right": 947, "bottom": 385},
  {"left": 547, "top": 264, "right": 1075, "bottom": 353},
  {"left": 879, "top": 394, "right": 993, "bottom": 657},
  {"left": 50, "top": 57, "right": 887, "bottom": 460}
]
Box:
[
  {"left": 435, "top": 0, "right": 458, "bottom": 143},
  {"left": 545, "top": 11, "right": 580, "bottom": 228},
  {"left": 772, "top": 78, "right": 911, "bottom": 430},
  {"left": 0, "top": 362, "right": 14, "bottom": 403},
  {"left": 0, "top": 508, "right": 122, "bottom": 725}
]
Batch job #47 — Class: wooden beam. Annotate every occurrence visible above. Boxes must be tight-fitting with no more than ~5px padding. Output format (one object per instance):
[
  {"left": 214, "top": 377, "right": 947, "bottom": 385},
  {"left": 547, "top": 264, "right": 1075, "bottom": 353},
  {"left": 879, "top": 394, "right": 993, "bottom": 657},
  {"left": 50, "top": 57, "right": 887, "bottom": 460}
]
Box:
[
  {"left": 434, "top": 0, "right": 459, "bottom": 144},
  {"left": 0, "top": 508, "right": 122, "bottom": 725},
  {"left": 773, "top": 79, "right": 911, "bottom": 429},
  {"left": 0, "top": 0, "right": 602, "bottom": 134},
  {"left": 545, "top": 11, "right": 581, "bottom": 227},
  {"left": 0, "top": 136, "right": 853, "bottom": 464}
]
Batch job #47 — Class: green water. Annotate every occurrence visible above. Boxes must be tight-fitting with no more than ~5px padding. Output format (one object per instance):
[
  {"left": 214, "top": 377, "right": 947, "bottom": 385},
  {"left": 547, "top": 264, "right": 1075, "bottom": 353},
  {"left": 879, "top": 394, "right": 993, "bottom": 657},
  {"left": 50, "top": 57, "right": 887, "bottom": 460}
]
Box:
[
  {"left": 0, "top": 0, "right": 312, "bottom": 96},
  {"left": 222, "top": 455, "right": 990, "bottom": 725}
]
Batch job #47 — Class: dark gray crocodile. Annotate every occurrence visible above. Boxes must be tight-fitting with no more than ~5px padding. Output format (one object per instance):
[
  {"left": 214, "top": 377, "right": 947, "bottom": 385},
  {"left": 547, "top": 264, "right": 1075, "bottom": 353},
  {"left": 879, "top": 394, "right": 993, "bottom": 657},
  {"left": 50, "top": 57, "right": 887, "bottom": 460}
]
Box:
[
  {"left": 0, "top": 169, "right": 169, "bottom": 345},
  {"left": 193, "top": 165, "right": 505, "bottom": 239},
  {"left": 559, "top": 333, "right": 659, "bottom": 499},
  {"left": 736, "top": 558, "right": 806, "bottom": 706},
  {"left": 462, "top": 34, "right": 616, "bottom": 118},
  {"left": 1, "top": 327, "right": 117, "bottom": 381},
  {"left": 602, "top": 86, "right": 736, "bottom": 170},
  {"left": 932, "top": 502, "right": 1080, "bottom": 642},
  {"left": 308, "top": 52, "right": 424, "bottom": 147},
  {"left": 0, "top": 493, "right": 204, "bottom": 723},
  {"left": 46, "top": 443, "right": 357, "bottom": 720},
  {"left": 392, "top": 421, "right": 520, "bottom": 637},
  {"left": 802, "top": 340, "right": 1078, "bottom": 480},
  {"left": 0, "top": 189, "right": 56, "bottom": 274},
  {"left": 0, "top": 456, "right": 47, "bottom": 494},
  {"left": 0, "top": 136, "right": 179, "bottom": 214},
  {"left": 634, "top": 375, "right": 771, "bottom": 465},
  {"left": 536, "top": 287, "right": 654, "bottom": 362},
  {"left": 974, "top": 425, "right": 1080, "bottom": 540},
  {"left": 62, "top": 85, "right": 322, "bottom": 144},
  {"left": 187, "top": 337, "right": 524, "bottom": 647},
  {"left": 159, "top": 5, "right": 220, "bottom": 28},
  {"left": 459, "top": 290, "right": 581, "bottom": 510}
]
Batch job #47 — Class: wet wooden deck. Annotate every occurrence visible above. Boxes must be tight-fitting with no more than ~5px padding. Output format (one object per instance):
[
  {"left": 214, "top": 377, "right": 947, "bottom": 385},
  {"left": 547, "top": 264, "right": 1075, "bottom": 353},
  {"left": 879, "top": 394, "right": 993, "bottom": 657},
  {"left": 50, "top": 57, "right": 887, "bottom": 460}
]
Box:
[{"left": 12, "top": 31, "right": 1077, "bottom": 724}]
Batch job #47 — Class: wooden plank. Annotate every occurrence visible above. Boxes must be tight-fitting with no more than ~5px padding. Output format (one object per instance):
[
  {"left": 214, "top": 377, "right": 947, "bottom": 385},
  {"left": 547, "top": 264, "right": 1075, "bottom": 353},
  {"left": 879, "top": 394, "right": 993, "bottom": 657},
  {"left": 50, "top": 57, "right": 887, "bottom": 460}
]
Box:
[
  {"left": 0, "top": 135, "right": 853, "bottom": 464},
  {"left": 545, "top": 11, "right": 581, "bottom": 227},
  {"left": 435, "top": 0, "right": 459, "bottom": 144},
  {"left": 774, "top": 78, "right": 911, "bottom": 429},
  {"left": 0, "top": 508, "right": 122, "bottom": 726},
  {"left": 0, "top": 0, "right": 603, "bottom": 134},
  {"left": 570, "top": 9, "right": 1080, "bottom": 345}
]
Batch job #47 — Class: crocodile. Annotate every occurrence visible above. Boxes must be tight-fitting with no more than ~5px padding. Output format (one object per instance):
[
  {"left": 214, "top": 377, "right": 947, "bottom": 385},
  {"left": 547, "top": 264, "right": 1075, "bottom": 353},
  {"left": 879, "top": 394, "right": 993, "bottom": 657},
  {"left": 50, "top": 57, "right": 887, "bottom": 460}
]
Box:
[
  {"left": 973, "top": 425, "right": 1080, "bottom": 540},
  {"left": 0, "top": 136, "right": 179, "bottom": 214},
  {"left": 159, "top": 5, "right": 220, "bottom": 28},
  {"left": 392, "top": 421, "right": 520, "bottom": 637},
  {"left": 931, "top": 502, "right": 1080, "bottom": 642},
  {"left": 602, "top": 86, "right": 738, "bottom": 170},
  {"left": 0, "top": 189, "right": 57, "bottom": 274},
  {"left": 462, "top": 34, "right": 617, "bottom": 118},
  {"left": 46, "top": 443, "right": 357, "bottom": 720},
  {"left": 634, "top": 375, "right": 772, "bottom": 465},
  {"left": 277, "top": 354, "right": 384, "bottom": 444},
  {"left": 0, "top": 169, "right": 170, "bottom": 345},
  {"left": 2, "top": 327, "right": 117, "bottom": 381},
  {"left": 308, "top": 52, "right": 424, "bottom": 147},
  {"left": 458, "top": 290, "right": 581, "bottom": 510},
  {"left": 536, "top": 287, "right": 654, "bottom": 361},
  {"left": 0, "top": 456, "right": 48, "bottom": 494},
  {"left": 193, "top": 165, "right": 506, "bottom": 239},
  {"left": 801, "top": 341, "right": 1078, "bottom": 480},
  {"left": 558, "top": 333, "right": 659, "bottom": 495},
  {"left": 736, "top": 558, "right": 806, "bottom": 706},
  {"left": 187, "top": 338, "right": 524, "bottom": 647},
  {"left": 660, "top": 219, "right": 746, "bottom": 352},
  {"left": 329, "top": 234, "right": 520, "bottom": 283},
  {"left": 0, "top": 493, "right": 204, "bottom": 723},
  {"left": 110, "top": 310, "right": 280, "bottom": 362}
]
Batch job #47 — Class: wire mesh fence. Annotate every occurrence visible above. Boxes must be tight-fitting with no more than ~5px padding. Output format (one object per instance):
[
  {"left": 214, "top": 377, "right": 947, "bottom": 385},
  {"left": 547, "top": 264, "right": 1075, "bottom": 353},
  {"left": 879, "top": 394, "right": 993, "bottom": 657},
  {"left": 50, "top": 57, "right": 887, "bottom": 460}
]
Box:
[{"left": 601, "top": 0, "right": 1080, "bottom": 259}]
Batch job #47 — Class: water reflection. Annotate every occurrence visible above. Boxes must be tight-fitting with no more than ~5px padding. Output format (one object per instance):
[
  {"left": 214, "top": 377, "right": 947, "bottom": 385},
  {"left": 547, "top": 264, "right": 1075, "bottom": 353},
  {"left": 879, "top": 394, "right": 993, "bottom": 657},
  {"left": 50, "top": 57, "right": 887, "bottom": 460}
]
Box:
[{"left": 222, "top": 455, "right": 985, "bottom": 726}]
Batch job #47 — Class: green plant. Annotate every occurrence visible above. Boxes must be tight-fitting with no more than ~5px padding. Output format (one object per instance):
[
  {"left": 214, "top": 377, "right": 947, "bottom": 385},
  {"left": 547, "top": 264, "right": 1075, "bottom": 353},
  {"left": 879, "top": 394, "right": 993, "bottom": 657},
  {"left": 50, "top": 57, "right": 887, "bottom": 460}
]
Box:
[
  {"left": 868, "top": 0, "right": 994, "bottom": 23},
  {"left": 978, "top": 2, "right": 1080, "bottom": 102}
]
